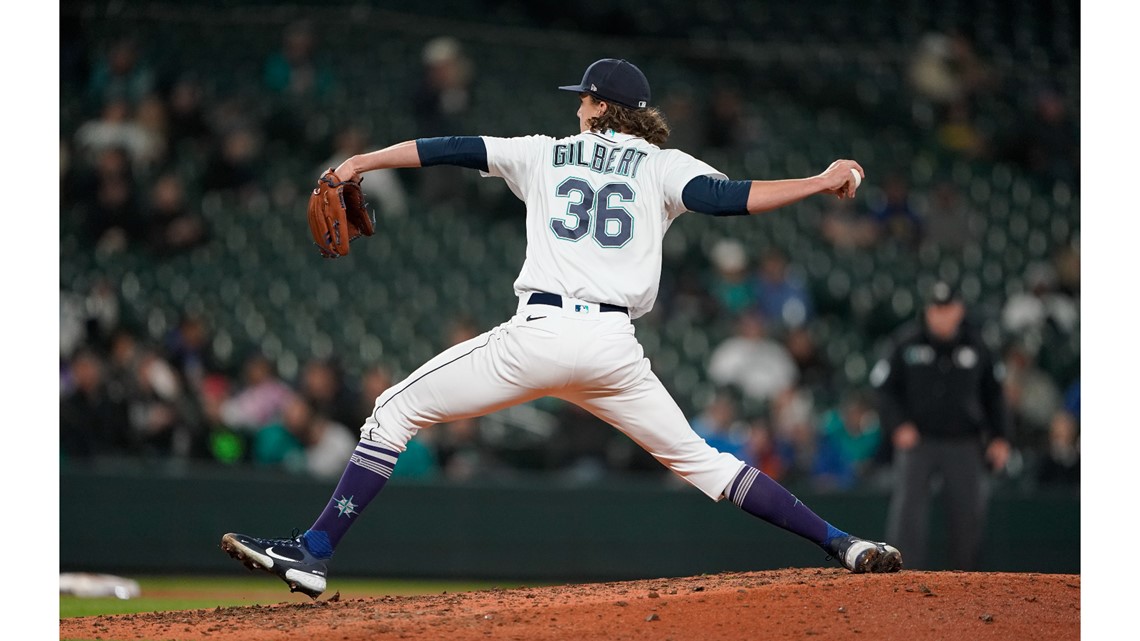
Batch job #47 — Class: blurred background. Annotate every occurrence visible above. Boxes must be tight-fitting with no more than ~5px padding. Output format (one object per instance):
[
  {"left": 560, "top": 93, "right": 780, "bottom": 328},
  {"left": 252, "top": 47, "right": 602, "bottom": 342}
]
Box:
[{"left": 59, "top": 0, "right": 1079, "bottom": 580}]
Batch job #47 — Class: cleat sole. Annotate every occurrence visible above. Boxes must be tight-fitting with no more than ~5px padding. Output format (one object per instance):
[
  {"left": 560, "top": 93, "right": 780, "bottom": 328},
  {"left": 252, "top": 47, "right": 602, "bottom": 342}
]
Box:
[{"left": 219, "top": 532, "right": 326, "bottom": 599}]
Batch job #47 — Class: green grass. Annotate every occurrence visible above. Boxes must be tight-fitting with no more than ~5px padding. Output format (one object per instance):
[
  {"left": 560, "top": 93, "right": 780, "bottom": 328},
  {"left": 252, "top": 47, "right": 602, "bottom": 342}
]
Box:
[{"left": 61, "top": 575, "right": 536, "bottom": 618}]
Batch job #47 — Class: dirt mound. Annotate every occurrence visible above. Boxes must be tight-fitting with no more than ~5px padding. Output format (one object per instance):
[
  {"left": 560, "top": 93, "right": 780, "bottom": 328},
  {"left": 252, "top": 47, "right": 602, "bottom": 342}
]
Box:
[{"left": 60, "top": 568, "right": 1079, "bottom": 641}]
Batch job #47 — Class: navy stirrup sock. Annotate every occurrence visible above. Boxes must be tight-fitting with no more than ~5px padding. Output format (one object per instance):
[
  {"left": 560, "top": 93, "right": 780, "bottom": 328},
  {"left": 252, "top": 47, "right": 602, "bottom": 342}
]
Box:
[
  {"left": 726, "top": 465, "right": 847, "bottom": 549},
  {"left": 303, "top": 439, "right": 400, "bottom": 558}
]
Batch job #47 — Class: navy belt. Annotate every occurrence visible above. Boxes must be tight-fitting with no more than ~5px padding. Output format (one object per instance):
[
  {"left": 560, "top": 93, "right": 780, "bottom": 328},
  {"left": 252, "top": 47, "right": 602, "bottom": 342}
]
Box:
[{"left": 528, "top": 292, "right": 628, "bottom": 314}]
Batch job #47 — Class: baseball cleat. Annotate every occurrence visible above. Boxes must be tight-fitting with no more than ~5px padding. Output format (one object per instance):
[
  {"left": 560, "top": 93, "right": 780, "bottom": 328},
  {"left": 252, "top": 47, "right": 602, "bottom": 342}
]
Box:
[
  {"left": 826, "top": 535, "right": 882, "bottom": 573},
  {"left": 220, "top": 531, "right": 328, "bottom": 598},
  {"left": 871, "top": 542, "right": 903, "bottom": 573}
]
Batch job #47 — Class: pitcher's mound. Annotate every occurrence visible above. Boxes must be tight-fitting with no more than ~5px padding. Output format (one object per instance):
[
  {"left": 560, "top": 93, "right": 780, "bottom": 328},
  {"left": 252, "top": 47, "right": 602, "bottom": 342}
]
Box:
[{"left": 60, "top": 567, "right": 1080, "bottom": 641}]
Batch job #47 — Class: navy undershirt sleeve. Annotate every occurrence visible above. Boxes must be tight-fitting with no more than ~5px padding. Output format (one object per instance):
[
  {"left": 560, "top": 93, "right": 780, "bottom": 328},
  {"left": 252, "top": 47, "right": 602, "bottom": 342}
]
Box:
[
  {"left": 681, "top": 175, "right": 752, "bottom": 216},
  {"left": 415, "top": 136, "right": 489, "bottom": 172}
]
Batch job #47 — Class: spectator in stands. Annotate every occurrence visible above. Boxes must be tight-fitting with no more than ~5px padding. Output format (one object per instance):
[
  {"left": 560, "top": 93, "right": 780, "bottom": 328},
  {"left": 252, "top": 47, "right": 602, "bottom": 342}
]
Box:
[
  {"left": 811, "top": 389, "right": 882, "bottom": 490},
  {"left": 164, "top": 313, "right": 217, "bottom": 396},
  {"left": 143, "top": 172, "right": 210, "bottom": 256},
  {"left": 135, "top": 94, "right": 172, "bottom": 170},
  {"left": 87, "top": 37, "right": 155, "bottom": 108},
  {"left": 1063, "top": 378, "right": 1080, "bottom": 422},
  {"left": 769, "top": 386, "right": 818, "bottom": 481},
  {"left": 1001, "top": 339, "right": 1062, "bottom": 451},
  {"left": 936, "top": 99, "right": 987, "bottom": 159},
  {"left": 255, "top": 394, "right": 357, "bottom": 479},
  {"left": 413, "top": 36, "right": 473, "bottom": 138},
  {"left": 820, "top": 194, "right": 879, "bottom": 250},
  {"left": 702, "top": 85, "right": 747, "bottom": 150},
  {"left": 707, "top": 239, "right": 754, "bottom": 316},
  {"left": 165, "top": 75, "right": 212, "bottom": 155},
  {"left": 219, "top": 353, "right": 293, "bottom": 433},
  {"left": 87, "top": 157, "right": 143, "bottom": 254},
  {"left": 201, "top": 374, "right": 245, "bottom": 464},
  {"left": 263, "top": 20, "right": 337, "bottom": 156},
  {"left": 60, "top": 348, "right": 132, "bottom": 460},
  {"left": 263, "top": 20, "right": 335, "bottom": 100},
  {"left": 784, "top": 326, "right": 833, "bottom": 398},
  {"left": 907, "top": 30, "right": 995, "bottom": 124},
  {"left": 74, "top": 97, "right": 164, "bottom": 175},
  {"left": 202, "top": 127, "right": 262, "bottom": 197},
  {"left": 1036, "top": 409, "right": 1079, "bottom": 487},
  {"left": 59, "top": 278, "right": 122, "bottom": 357},
  {"left": 413, "top": 37, "right": 474, "bottom": 206},
  {"left": 707, "top": 312, "right": 798, "bottom": 405},
  {"left": 1001, "top": 262, "right": 1079, "bottom": 342},
  {"left": 753, "top": 249, "right": 813, "bottom": 329},
  {"left": 997, "top": 85, "right": 1079, "bottom": 186},
  {"left": 1054, "top": 240, "right": 1080, "bottom": 299},
  {"left": 434, "top": 417, "right": 497, "bottom": 482},
  {"left": 742, "top": 415, "right": 786, "bottom": 482},
  {"left": 689, "top": 388, "right": 749, "bottom": 460},
  {"left": 867, "top": 173, "right": 923, "bottom": 249},
  {"left": 659, "top": 263, "right": 719, "bottom": 325},
  {"left": 106, "top": 328, "right": 203, "bottom": 458},
  {"left": 127, "top": 347, "right": 205, "bottom": 459},
  {"left": 299, "top": 358, "right": 360, "bottom": 433},
  {"left": 921, "top": 180, "right": 980, "bottom": 254}
]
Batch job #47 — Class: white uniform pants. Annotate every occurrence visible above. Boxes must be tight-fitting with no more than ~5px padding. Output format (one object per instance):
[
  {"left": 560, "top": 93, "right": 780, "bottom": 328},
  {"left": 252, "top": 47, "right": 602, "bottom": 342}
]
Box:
[{"left": 361, "top": 293, "right": 745, "bottom": 500}]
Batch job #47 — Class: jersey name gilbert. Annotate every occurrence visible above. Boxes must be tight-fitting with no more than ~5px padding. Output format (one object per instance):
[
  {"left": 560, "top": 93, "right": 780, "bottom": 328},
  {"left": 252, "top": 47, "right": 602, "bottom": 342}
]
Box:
[{"left": 551, "top": 140, "right": 649, "bottom": 178}]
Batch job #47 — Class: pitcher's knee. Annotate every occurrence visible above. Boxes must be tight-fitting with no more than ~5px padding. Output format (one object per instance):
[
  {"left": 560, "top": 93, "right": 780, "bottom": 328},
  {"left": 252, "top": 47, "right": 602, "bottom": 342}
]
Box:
[
  {"left": 359, "top": 412, "right": 417, "bottom": 453},
  {"left": 657, "top": 448, "right": 744, "bottom": 501}
]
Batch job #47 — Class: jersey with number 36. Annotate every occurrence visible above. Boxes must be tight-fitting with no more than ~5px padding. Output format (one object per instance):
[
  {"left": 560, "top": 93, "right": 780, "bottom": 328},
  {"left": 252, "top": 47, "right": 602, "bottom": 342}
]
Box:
[{"left": 481, "top": 130, "right": 726, "bottom": 319}]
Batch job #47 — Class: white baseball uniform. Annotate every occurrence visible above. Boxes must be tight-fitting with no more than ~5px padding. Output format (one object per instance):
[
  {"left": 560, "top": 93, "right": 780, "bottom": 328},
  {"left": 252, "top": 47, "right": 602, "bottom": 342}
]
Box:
[{"left": 362, "top": 130, "right": 745, "bottom": 500}]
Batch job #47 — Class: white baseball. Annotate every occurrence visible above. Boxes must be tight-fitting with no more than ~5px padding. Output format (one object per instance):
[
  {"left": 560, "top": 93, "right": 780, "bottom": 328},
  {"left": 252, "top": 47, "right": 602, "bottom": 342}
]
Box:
[{"left": 850, "top": 167, "right": 862, "bottom": 189}]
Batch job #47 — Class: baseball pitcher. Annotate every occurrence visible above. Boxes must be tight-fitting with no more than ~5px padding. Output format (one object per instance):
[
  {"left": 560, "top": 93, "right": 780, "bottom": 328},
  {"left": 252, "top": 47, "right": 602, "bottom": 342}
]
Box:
[{"left": 223, "top": 58, "right": 901, "bottom": 598}]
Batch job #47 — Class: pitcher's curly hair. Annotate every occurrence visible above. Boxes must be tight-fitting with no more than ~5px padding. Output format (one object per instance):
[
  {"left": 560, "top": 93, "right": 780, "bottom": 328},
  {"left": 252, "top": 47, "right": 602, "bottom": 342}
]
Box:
[{"left": 584, "top": 94, "right": 670, "bottom": 146}]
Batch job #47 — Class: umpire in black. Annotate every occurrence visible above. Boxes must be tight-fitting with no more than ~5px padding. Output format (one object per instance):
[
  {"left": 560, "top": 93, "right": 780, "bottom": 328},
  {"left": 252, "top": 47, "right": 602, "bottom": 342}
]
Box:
[{"left": 871, "top": 280, "right": 1011, "bottom": 570}]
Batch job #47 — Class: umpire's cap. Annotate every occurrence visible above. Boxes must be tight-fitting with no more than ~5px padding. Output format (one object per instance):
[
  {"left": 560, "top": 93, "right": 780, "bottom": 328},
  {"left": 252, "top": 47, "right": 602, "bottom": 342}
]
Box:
[{"left": 559, "top": 58, "right": 651, "bottom": 110}]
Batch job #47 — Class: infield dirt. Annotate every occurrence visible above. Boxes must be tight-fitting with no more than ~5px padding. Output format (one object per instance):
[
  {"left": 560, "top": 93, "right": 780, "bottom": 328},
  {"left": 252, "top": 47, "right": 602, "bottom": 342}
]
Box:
[{"left": 60, "top": 567, "right": 1079, "bottom": 641}]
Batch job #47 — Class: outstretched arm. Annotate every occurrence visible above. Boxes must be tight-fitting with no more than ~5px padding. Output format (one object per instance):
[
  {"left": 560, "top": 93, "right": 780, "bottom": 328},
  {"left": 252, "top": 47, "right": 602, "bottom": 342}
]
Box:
[
  {"left": 332, "top": 137, "right": 490, "bottom": 182},
  {"left": 682, "top": 159, "right": 865, "bottom": 216},
  {"left": 746, "top": 160, "right": 864, "bottom": 214},
  {"left": 333, "top": 141, "right": 422, "bottom": 181}
]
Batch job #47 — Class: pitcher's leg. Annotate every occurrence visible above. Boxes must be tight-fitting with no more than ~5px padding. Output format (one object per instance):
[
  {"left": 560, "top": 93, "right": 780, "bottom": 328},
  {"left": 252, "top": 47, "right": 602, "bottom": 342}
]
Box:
[
  {"left": 364, "top": 322, "right": 552, "bottom": 451},
  {"left": 567, "top": 368, "right": 741, "bottom": 500},
  {"left": 568, "top": 369, "right": 897, "bottom": 571},
  {"left": 305, "top": 321, "right": 556, "bottom": 566}
]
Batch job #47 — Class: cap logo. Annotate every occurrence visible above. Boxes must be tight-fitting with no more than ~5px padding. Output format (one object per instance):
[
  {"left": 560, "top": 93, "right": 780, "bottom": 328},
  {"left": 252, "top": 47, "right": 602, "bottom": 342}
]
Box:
[
  {"left": 590, "top": 84, "right": 597, "bottom": 91},
  {"left": 638, "top": 100, "right": 646, "bottom": 108}
]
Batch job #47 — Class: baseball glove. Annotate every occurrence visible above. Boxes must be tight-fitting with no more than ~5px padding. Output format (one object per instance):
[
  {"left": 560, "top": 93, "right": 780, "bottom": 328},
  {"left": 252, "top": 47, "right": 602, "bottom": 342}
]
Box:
[{"left": 307, "top": 169, "right": 375, "bottom": 258}]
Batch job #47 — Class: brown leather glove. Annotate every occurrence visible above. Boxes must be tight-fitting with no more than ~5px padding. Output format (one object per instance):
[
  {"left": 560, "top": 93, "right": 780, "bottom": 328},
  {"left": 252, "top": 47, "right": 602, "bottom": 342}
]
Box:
[{"left": 307, "top": 169, "right": 375, "bottom": 258}]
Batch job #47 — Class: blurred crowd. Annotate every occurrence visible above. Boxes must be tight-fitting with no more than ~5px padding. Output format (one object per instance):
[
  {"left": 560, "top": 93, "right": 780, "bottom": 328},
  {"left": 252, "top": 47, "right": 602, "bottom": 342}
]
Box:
[
  {"left": 59, "top": 237, "right": 1080, "bottom": 490},
  {"left": 60, "top": 17, "right": 1078, "bottom": 492}
]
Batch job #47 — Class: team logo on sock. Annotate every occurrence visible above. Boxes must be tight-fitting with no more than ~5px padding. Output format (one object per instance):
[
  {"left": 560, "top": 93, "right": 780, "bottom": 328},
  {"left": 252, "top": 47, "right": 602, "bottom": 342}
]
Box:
[{"left": 333, "top": 495, "right": 358, "bottom": 518}]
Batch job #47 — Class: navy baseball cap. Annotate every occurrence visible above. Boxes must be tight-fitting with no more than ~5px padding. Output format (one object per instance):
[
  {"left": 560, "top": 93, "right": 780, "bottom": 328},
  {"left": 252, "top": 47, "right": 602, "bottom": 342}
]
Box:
[{"left": 558, "top": 58, "right": 651, "bottom": 110}]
